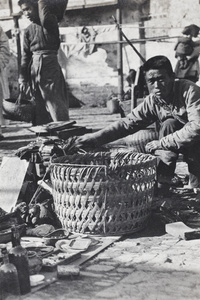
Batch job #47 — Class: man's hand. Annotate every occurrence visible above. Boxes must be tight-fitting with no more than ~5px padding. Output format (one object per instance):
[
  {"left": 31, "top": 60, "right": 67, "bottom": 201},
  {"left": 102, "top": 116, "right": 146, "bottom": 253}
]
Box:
[
  {"left": 72, "top": 133, "right": 97, "bottom": 149},
  {"left": 62, "top": 134, "right": 97, "bottom": 154},
  {"left": 145, "top": 140, "right": 162, "bottom": 153}
]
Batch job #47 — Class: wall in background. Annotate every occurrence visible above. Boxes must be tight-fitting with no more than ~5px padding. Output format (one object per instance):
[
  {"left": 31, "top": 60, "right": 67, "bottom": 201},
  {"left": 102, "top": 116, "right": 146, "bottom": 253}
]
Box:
[{"left": 1, "top": 0, "right": 200, "bottom": 105}]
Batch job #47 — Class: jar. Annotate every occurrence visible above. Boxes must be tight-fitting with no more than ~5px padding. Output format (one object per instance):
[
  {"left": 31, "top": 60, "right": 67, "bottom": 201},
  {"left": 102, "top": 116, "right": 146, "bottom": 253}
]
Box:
[
  {"left": 107, "top": 99, "right": 120, "bottom": 114},
  {"left": 27, "top": 251, "right": 42, "bottom": 275}
]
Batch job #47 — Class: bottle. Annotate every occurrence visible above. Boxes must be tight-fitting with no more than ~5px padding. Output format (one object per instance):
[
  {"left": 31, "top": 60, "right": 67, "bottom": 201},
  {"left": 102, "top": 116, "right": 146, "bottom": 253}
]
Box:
[
  {"left": 8, "top": 226, "right": 31, "bottom": 295},
  {"left": 0, "top": 245, "right": 21, "bottom": 299}
]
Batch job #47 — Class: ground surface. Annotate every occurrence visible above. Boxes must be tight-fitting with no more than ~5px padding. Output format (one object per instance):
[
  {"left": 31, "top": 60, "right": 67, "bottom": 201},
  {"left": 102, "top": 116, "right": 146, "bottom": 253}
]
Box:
[{"left": 1, "top": 107, "right": 200, "bottom": 300}]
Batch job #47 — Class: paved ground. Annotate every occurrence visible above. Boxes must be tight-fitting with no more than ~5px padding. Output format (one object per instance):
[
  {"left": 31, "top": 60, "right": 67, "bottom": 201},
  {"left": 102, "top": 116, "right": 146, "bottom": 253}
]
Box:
[{"left": 1, "top": 107, "right": 200, "bottom": 300}]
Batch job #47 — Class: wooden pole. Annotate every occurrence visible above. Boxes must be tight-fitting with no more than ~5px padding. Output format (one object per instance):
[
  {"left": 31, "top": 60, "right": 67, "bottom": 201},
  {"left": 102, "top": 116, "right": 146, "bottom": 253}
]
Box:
[
  {"left": 8, "top": 0, "right": 13, "bottom": 15},
  {"left": 139, "top": 19, "right": 146, "bottom": 63},
  {"left": 116, "top": 7, "right": 123, "bottom": 102},
  {"left": 13, "top": 14, "right": 21, "bottom": 75}
]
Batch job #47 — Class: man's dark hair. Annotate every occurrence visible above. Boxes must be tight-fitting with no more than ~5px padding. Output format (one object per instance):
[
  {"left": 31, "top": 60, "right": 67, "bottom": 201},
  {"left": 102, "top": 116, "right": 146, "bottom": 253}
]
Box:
[
  {"left": 142, "top": 55, "right": 174, "bottom": 76},
  {"left": 18, "top": 0, "right": 38, "bottom": 7}
]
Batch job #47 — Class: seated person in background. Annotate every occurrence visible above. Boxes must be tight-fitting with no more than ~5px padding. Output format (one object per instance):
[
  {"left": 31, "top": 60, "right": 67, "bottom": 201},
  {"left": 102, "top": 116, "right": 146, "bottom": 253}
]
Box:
[
  {"left": 123, "top": 69, "right": 136, "bottom": 100},
  {"left": 70, "top": 55, "right": 200, "bottom": 192},
  {"left": 124, "top": 68, "right": 148, "bottom": 101}
]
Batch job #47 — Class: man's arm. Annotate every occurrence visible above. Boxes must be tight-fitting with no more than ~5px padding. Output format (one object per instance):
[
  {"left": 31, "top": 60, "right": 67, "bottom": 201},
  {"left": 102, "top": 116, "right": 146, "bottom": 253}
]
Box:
[
  {"left": 74, "top": 97, "right": 157, "bottom": 149},
  {"left": 38, "top": 0, "right": 58, "bottom": 30},
  {"left": 18, "top": 29, "right": 32, "bottom": 92},
  {"left": 187, "top": 45, "right": 200, "bottom": 60}
]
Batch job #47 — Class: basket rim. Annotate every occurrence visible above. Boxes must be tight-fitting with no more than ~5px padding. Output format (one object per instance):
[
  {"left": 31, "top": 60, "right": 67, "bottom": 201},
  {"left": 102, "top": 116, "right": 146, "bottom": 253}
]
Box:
[
  {"left": 50, "top": 159, "right": 157, "bottom": 171},
  {"left": 51, "top": 163, "right": 107, "bottom": 167},
  {"left": 51, "top": 151, "right": 157, "bottom": 165}
]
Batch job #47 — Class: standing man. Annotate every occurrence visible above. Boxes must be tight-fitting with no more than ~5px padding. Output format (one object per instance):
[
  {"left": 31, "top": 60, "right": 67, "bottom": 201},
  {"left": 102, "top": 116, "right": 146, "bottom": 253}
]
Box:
[
  {"left": 18, "top": 0, "right": 69, "bottom": 125},
  {"left": 0, "top": 26, "right": 10, "bottom": 140},
  {"left": 71, "top": 55, "right": 200, "bottom": 191}
]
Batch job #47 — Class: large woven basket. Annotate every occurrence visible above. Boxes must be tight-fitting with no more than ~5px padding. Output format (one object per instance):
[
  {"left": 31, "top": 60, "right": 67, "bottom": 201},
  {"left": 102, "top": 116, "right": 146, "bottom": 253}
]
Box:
[{"left": 50, "top": 151, "right": 157, "bottom": 235}]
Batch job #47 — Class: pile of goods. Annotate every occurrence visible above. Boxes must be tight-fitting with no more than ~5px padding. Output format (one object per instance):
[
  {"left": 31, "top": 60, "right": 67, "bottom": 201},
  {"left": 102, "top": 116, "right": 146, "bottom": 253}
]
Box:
[
  {"left": 0, "top": 121, "right": 158, "bottom": 297},
  {"left": 0, "top": 224, "right": 98, "bottom": 297}
]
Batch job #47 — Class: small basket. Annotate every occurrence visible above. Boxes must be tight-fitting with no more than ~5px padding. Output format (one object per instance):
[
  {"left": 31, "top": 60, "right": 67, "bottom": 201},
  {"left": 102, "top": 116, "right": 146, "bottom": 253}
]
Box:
[
  {"left": 3, "top": 94, "right": 35, "bottom": 123},
  {"left": 50, "top": 151, "right": 157, "bottom": 235}
]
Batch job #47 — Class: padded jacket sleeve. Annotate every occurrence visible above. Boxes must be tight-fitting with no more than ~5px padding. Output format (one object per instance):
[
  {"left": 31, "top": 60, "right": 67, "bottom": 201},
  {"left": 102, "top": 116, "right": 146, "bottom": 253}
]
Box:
[
  {"left": 77, "top": 96, "right": 158, "bottom": 148},
  {"left": 160, "top": 83, "right": 200, "bottom": 150}
]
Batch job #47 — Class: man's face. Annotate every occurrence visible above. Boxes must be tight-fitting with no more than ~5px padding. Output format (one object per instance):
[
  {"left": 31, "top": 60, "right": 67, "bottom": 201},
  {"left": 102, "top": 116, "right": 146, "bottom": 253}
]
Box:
[
  {"left": 145, "top": 69, "right": 174, "bottom": 101},
  {"left": 20, "top": 3, "right": 38, "bottom": 23}
]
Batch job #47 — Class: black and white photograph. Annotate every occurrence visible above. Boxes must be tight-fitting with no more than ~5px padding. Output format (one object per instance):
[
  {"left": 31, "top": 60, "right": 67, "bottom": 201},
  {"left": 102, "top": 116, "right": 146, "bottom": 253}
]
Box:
[{"left": 0, "top": 1, "right": 200, "bottom": 299}]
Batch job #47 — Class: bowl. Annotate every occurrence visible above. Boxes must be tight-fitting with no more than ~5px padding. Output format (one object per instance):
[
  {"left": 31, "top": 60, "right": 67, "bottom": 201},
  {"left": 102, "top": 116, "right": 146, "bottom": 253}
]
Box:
[
  {"left": 0, "top": 229, "right": 11, "bottom": 244},
  {"left": 43, "top": 228, "right": 69, "bottom": 246}
]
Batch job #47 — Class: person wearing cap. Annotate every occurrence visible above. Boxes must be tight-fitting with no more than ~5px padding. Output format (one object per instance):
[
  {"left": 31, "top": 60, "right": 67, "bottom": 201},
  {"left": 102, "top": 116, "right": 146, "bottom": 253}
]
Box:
[{"left": 69, "top": 55, "right": 200, "bottom": 192}]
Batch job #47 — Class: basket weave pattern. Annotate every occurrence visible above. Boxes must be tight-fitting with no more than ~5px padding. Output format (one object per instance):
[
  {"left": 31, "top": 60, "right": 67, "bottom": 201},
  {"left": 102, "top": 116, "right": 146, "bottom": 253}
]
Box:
[{"left": 50, "top": 151, "right": 157, "bottom": 235}]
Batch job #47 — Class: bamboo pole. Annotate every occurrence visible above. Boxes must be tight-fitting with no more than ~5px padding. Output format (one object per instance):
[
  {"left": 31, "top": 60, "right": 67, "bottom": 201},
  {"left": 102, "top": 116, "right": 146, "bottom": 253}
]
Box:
[
  {"left": 116, "top": 7, "right": 123, "bottom": 102},
  {"left": 8, "top": 0, "right": 13, "bottom": 15},
  {"left": 139, "top": 20, "right": 146, "bottom": 64},
  {"left": 12, "top": 14, "right": 21, "bottom": 75}
]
